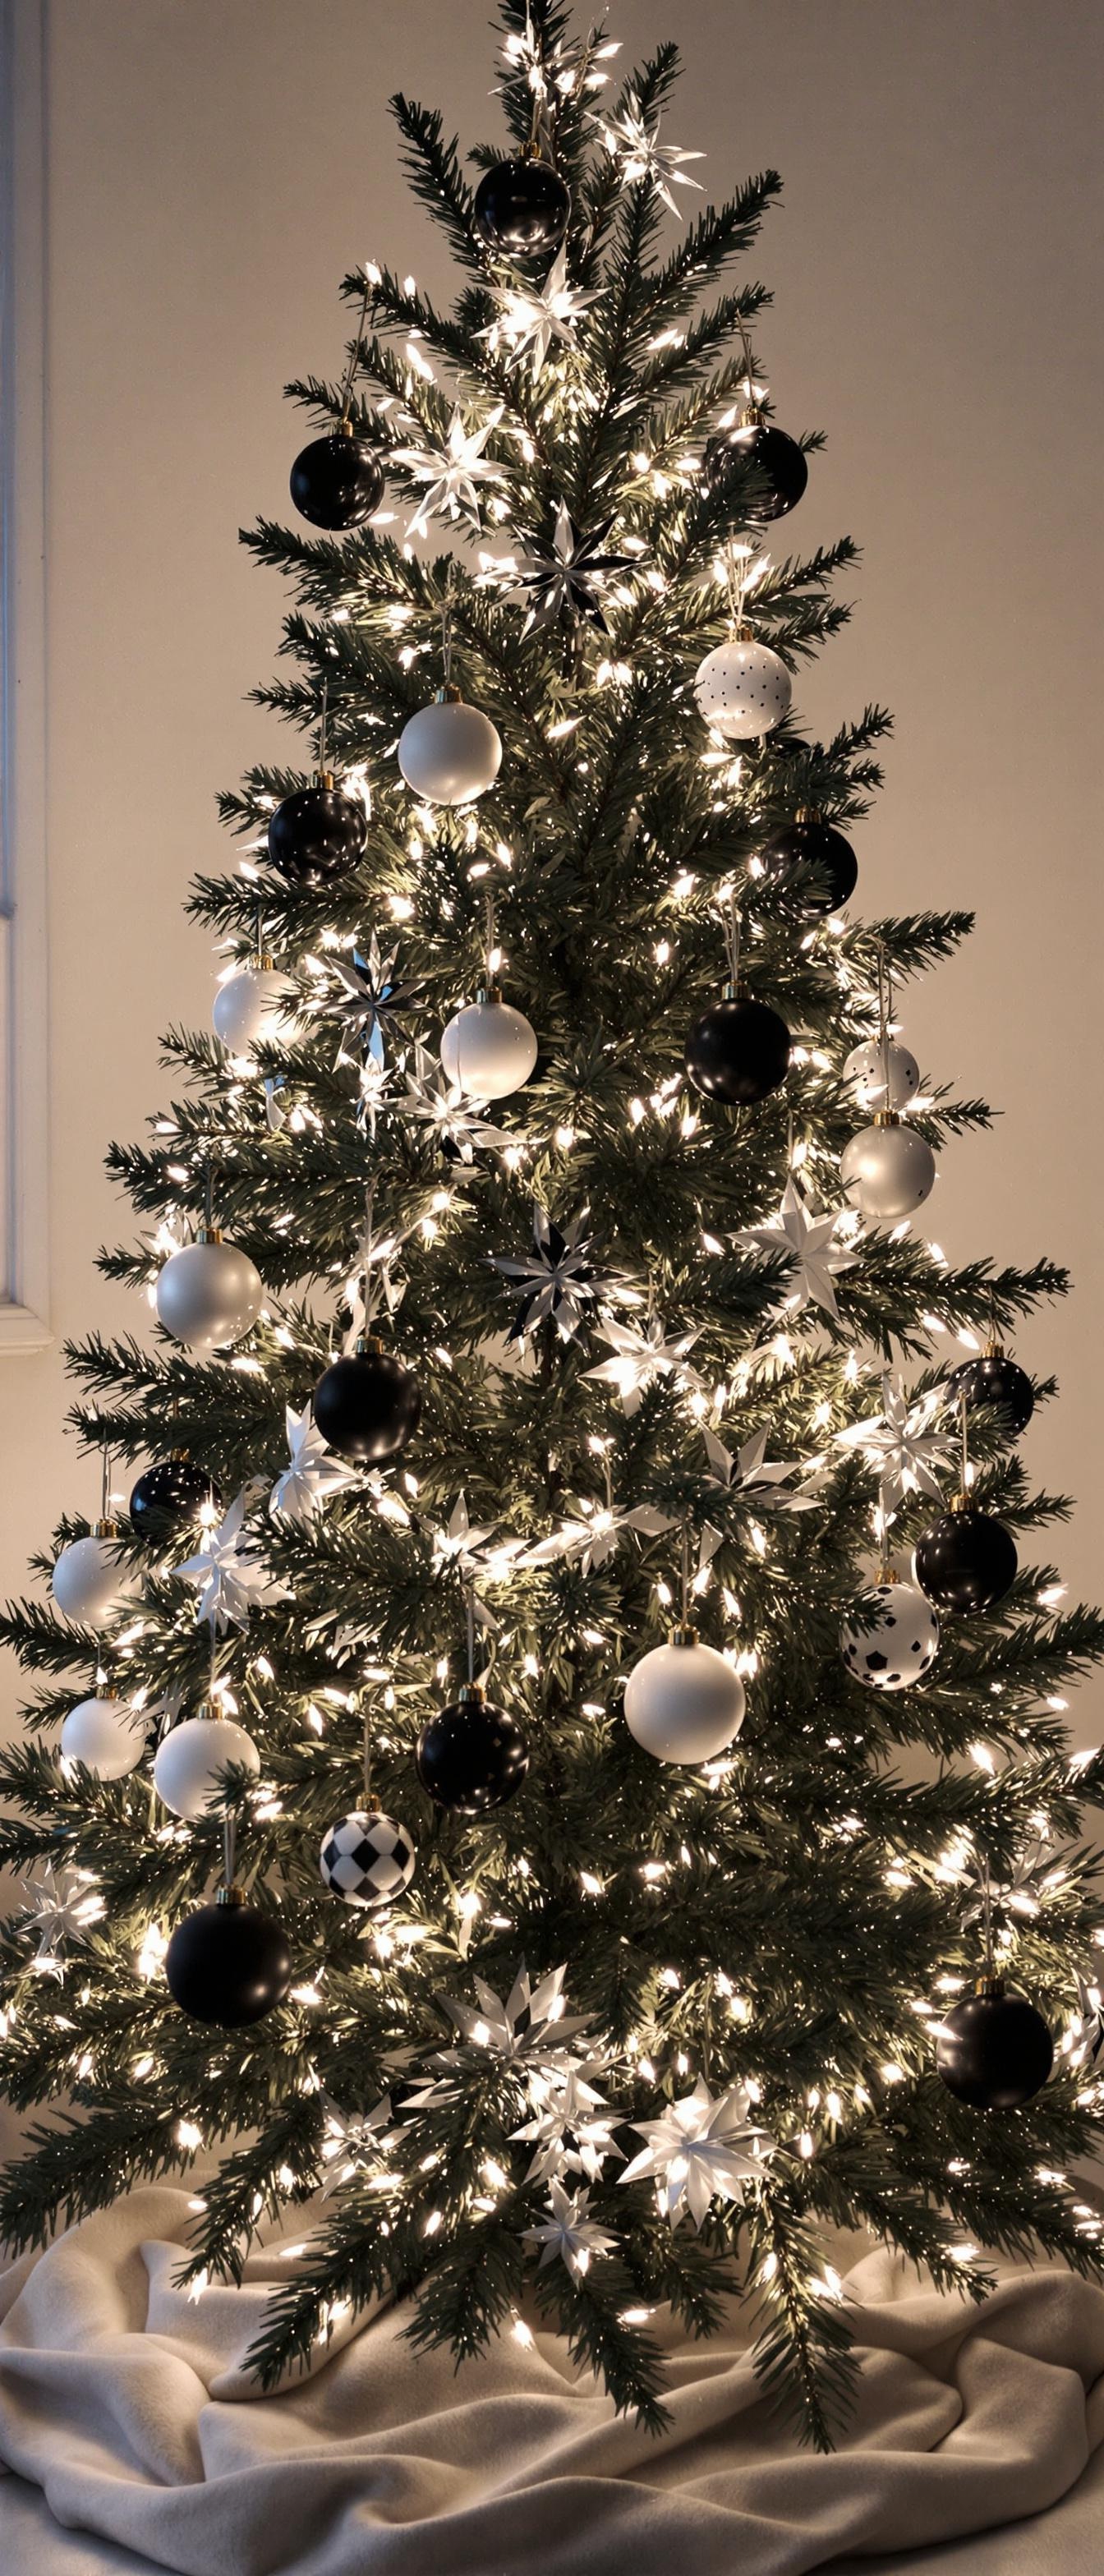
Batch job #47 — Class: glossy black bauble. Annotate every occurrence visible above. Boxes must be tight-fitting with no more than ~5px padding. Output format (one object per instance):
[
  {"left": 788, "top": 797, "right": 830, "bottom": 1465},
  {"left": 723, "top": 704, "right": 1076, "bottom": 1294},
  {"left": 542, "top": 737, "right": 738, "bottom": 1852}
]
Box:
[
  {"left": 290, "top": 432, "right": 384, "bottom": 531},
  {"left": 946, "top": 1355, "right": 1035, "bottom": 1441},
  {"left": 312, "top": 1347, "right": 421, "bottom": 1463},
  {"left": 130, "top": 1456, "right": 222, "bottom": 1546},
  {"left": 267, "top": 784, "right": 367, "bottom": 887},
  {"left": 416, "top": 1695, "right": 529, "bottom": 1815},
  {"left": 935, "top": 1985, "right": 1053, "bottom": 2109},
  {"left": 165, "top": 1898, "right": 292, "bottom": 2028},
  {"left": 702, "top": 419, "right": 808, "bottom": 518},
  {"left": 759, "top": 816, "right": 858, "bottom": 915},
  {"left": 685, "top": 994, "right": 791, "bottom": 1106},
  {"left": 914, "top": 1507, "right": 1017, "bottom": 1614},
  {"left": 473, "top": 154, "right": 570, "bottom": 255}
]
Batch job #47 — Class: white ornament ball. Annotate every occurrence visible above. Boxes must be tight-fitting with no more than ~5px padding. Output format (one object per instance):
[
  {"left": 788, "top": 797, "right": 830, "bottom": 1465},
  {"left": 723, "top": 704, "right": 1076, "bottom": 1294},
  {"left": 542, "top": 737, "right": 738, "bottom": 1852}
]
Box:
[
  {"left": 153, "top": 1714, "right": 260, "bottom": 1821},
  {"left": 213, "top": 963, "right": 298, "bottom": 1055},
  {"left": 693, "top": 638, "right": 792, "bottom": 740},
  {"left": 155, "top": 1239, "right": 264, "bottom": 1353},
  {"left": 624, "top": 1638, "right": 746, "bottom": 1766},
  {"left": 840, "top": 1583, "right": 940, "bottom": 1691},
  {"left": 398, "top": 697, "right": 502, "bottom": 805},
  {"left": 319, "top": 1810, "right": 416, "bottom": 1909},
  {"left": 844, "top": 1038, "right": 920, "bottom": 1113},
  {"left": 439, "top": 997, "right": 537, "bottom": 1100},
  {"left": 61, "top": 1690, "right": 145, "bottom": 1779},
  {"left": 51, "top": 1533, "right": 132, "bottom": 1630},
  {"left": 840, "top": 1120, "right": 936, "bottom": 1219}
]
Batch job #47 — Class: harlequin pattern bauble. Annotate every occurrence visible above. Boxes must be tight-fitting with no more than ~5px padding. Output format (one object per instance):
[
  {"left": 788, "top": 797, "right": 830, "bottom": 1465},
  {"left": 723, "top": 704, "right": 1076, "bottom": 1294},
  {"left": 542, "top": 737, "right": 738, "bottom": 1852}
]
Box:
[
  {"left": 473, "top": 154, "right": 570, "bottom": 255},
  {"left": 166, "top": 1892, "right": 292, "bottom": 2028},
  {"left": 945, "top": 1354, "right": 1034, "bottom": 1440},
  {"left": 130, "top": 1456, "right": 222, "bottom": 1546},
  {"left": 759, "top": 816, "right": 858, "bottom": 914},
  {"left": 439, "top": 996, "right": 537, "bottom": 1099},
  {"left": 213, "top": 961, "right": 299, "bottom": 1055},
  {"left": 290, "top": 431, "right": 384, "bottom": 531},
  {"left": 60, "top": 1690, "right": 145, "bottom": 1780},
  {"left": 703, "top": 417, "right": 808, "bottom": 518},
  {"left": 416, "top": 1688, "right": 529, "bottom": 1815},
  {"left": 155, "top": 1238, "right": 264, "bottom": 1354},
  {"left": 685, "top": 994, "right": 790, "bottom": 1106},
  {"left": 844, "top": 1038, "right": 921, "bottom": 1114},
  {"left": 267, "top": 783, "right": 367, "bottom": 886},
  {"left": 840, "top": 1583, "right": 940, "bottom": 1690},
  {"left": 51, "top": 1531, "right": 132, "bottom": 1630},
  {"left": 153, "top": 1714, "right": 260, "bottom": 1822},
  {"left": 914, "top": 1506, "right": 1017, "bottom": 1615},
  {"left": 935, "top": 1983, "right": 1053, "bottom": 2109},
  {"left": 624, "top": 1637, "right": 746, "bottom": 1765},
  {"left": 840, "top": 1119, "right": 936, "bottom": 1219},
  {"left": 398, "top": 697, "right": 503, "bottom": 805},
  {"left": 312, "top": 1346, "right": 421, "bottom": 1463},
  {"left": 693, "top": 638, "right": 792, "bottom": 739},
  {"left": 319, "top": 1810, "right": 416, "bottom": 1908}
]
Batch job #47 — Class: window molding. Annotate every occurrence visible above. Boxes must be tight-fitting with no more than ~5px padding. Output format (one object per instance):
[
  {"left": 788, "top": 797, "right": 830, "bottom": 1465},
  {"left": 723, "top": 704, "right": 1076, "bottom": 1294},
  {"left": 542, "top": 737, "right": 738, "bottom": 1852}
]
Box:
[{"left": 0, "top": 0, "right": 51, "bottom": 1350}]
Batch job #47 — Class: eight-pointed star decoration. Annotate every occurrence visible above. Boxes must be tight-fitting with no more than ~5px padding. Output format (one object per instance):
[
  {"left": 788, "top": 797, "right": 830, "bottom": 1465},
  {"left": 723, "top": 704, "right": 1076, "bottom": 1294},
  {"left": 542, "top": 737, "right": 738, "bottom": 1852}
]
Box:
[
  {"left": 702, "top": 1422, "right": 825, "bottom": 1514},
  {"left": 522, "top": 2178, "right": 619, "bottom": 2279},
  {"left": 619, "top": 2077, "right": 775, "bottom": 2231},
  {"left": 511, "top": 2061, "right": 624, "bottom": 2187},
  {"left": 835, "top": 1375, "right": 954, "bottom": 1511},
  {"left": 523, "top": 1496, "right": 676, "bottom": 1573},
  {"left": 20, "top": 1865, "right": 105, "bottom": 1980},
  {"left": 323, "top": 936, "right": 424, "bottom": 1070},
  {"left": 585, "top": 1312, "right": 704, "bottom": 1415},
  {"left": 402, "top": 1045, "right": 513, "bottom": 1163},
  {"left": 430, "top": 1491, "right": 525, "bottom": 1630},
  {"left": 1065, "top": 1974, "right": 1104, "bottom": 2074},
  {"left": 391, "top": 406, "right": 507, "bottom": 536},
  {"left": 440, "top": 1963, "right": 590, "bottom": 2072},
  {"left": 599, "top": 100, "right": 705, "bottom": 215},
  {"left": 482, "top": 249, "right": 600, "bottom": 376},
  {"left": 515, "top": 502, "right": 637, "bottom": 634},
  {"left": 179, "top": 1488, "right": 288, "bottom": 1634},
  {"left": 270, "top": 1403, "right": 360, "bottom": 1526},
  {"left": 734, "top": 1177, "right": 856, "bottom": 1323},
  {"left": 492, "top": 1206, "right": 636, "bottom": 1346}
]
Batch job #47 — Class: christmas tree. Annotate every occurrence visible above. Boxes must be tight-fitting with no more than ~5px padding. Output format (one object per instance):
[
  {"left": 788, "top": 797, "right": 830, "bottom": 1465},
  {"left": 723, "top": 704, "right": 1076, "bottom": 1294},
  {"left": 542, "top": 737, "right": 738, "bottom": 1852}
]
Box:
[{"left": 2, "top": 0, "right": 1103, "bottom": 2450}]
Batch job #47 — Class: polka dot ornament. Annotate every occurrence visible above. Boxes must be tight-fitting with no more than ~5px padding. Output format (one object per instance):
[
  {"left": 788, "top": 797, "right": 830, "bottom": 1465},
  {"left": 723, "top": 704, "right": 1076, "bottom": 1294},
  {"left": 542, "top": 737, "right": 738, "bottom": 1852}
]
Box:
[
  {"left": 693, "top": 638, "right": 792, "bottom": 740},
  {"left": 840, "top": 1582, "right": 940, "bottom": 1691}
]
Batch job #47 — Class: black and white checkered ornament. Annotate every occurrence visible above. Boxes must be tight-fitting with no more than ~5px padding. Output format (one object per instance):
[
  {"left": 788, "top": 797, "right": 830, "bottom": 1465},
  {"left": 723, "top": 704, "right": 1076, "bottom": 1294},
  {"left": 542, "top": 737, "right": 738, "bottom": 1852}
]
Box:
[{"left": 319, "top": 1810, "right": 416, "bottom": 1910}]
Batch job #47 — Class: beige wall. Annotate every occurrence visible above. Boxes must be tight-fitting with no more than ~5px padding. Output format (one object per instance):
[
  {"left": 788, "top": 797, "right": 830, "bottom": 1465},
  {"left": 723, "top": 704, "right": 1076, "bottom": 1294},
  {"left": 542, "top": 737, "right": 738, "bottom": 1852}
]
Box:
[{"left": 5, "top": 0, "right": 1102, "bottom": 1745}]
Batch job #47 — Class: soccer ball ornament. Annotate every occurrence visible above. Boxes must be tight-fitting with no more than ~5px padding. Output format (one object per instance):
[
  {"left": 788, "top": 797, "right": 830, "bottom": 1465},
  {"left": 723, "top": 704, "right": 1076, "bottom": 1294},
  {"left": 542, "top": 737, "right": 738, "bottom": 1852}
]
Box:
[
  {"left": 60, "top": 1689, "right": 145, "bottom": 1780},
  {"left": 840, "top": 1581, "right": 940, "bottom": 1691},
  {"left": 51, "top": 1526, "right": 132, "bottom": 1629},
  {"left": 130, "top": 1455, "right": 222, "bottom": 1546},
  {"left": 312, "top": 1339, "right": 421, "bottom": 1463},
  {"left": 935, "top": 1980, "right": 1053, "bottom": 2110},
  {"left": 290, "top": 428, "right": 384, "bottom": 531},
  {"left": 693, "top": 637, "right": 792, "bottom": 739},
  {"left": 319, "top": 1810, "right": 416, "bottom": 1910},
  {"left": 213, "top": 958, "right": 299, "bottom": 1055},
  {"left": 153, "top": 1711, "right": 261, "bottom": 1822},
  {"left": 840, "top": 1114, "right": 936, "bottom": 1219},
  {"left": 473, "top": 150, "right": 570, "bottom": 256},
  {"left": 759, "top": 813, "right": 858, "bottom": 915},
  {"left": 267, "top": 778, "right": 367, "bottom": 886},
  {"left": 416, "top": 1684, "right": 529, "bottom": 1815},
  {"left": 398, "top": 690, "right": 502, "bottom": 806},
  {"left": 914, "top": 1503, "right": 1017, "bottom": 1615},
  {"left": 166, "top": 1887, "right": 292, "bottom": 2028},
  {"left": 439, "top": 992, "right": 537, "bottom": 1099},
  {"left": 703, "top": 415, "right": 808, "bottom": 519},
  {"left": 945, "top": 1351, "right": 1034, "bottom": 1441},
  {"left": 624, "top": 1633, "right": 746, "bottom": 1766},
  {"left": 844, "top": 1037, "right": 921, "bottom": 1114},
  {"left": 155, "top": 1232, "right": 264, "bottom": 1354},
  {"left": 685, "top": 992, "right": 790, "bottom": 1106}
]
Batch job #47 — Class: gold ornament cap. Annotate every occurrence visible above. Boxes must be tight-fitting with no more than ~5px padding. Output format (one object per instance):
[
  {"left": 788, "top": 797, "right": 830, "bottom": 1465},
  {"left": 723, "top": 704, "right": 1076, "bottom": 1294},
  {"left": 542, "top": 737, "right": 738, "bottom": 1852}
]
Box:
[
  {"left": 196, "top": 1222, "right": 223, "bottom": 1246},
  {"left": 974, "top": 1974, "right": 1004, "bottom": 1999},
  {"left": 457, "top": 1681, "right": 485, "bottom": 1708},
  {"left": 94, "top": 1516, "right": 119, "bottom": 1539},
  {"left": 669, "top": 1622, "right": 699, "bottom": 1649},
  {"left": 873, "top": 1108, "right": 901, "bottom": 1131},
  {"left": 217, "top": 1883, "right": 246, "bottom": 1911},
  {"left": 435, "top": 683, "right": 462, "bottom": 706}
]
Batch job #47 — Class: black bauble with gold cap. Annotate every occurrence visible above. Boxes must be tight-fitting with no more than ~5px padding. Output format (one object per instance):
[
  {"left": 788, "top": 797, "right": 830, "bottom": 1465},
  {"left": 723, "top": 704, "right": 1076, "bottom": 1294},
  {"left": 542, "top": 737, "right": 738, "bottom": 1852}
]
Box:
[
  {"left": 165, "top": 1886, "right": 292, "bottom": 2029},
  {"left": 473, "top": 150, "right": 570, "bottom": 256},
  {"left": 935, "top": 1979, "right": 1053, "bottom": 2110},
  {"left": 290, "top": 426, "right": 384, "bottom": 531},
  {"left": 312, "top": 1337, "right": 421, "bottom": 1464},
  {"left": 416, "top": 1683, "right": 529, "bottom": 1816}
]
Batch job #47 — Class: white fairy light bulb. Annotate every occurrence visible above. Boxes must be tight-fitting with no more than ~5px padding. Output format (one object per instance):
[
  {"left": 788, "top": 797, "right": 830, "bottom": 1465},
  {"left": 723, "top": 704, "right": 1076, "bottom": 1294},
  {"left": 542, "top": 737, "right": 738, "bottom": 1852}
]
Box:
[
  {"left": 398, "top": 687, "right": 502, "bottom": 805},
  {"left": 624, "top": 1630, "right": 746, "bottom": 1765},
  {"left": 61, "top": 1687, "right": 145, "bottom": 1778},
  {"left": 153, "top": 1708, "right": 260, "bottom": 1820},
  {"left": 439, "top": 985, "right": 537, "bottom": 1099},
  {"left": 155, "top": 1228, "right": 264, "bottom": 1353},
  {"left": 213, "top": 955, "right": 299, "bottom": 1054}
]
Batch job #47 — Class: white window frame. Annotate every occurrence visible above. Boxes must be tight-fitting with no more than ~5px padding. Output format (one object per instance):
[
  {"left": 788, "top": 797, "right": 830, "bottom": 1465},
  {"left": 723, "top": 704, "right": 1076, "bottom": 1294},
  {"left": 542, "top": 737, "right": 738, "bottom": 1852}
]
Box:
[{"left": 0, "top": 0, "right": 50, "bottom": 1350}]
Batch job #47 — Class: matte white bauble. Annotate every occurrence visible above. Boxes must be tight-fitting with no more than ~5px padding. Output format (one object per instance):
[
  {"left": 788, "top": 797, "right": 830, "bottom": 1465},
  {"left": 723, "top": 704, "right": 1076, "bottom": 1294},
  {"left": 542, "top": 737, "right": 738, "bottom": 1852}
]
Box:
[
  {"left": 840, "top": 1582, "right": 940, "bottom": 1691},
  {"left": 439, "top": 996, "right": 537, "bottom": 1100},
  {"left": 155, "top": 1235, "right": 264, "bottom": 1354},
  {"left": 693, "top": 638, "right": 792, "bottom": 739},
  {"left": 624, "top": 1637, "right": 746, "bottom": 1765},
  {"left": 61, "top": 1690, "right": 145, "bottom": 1779},
  {"left": 51, "top": 1531, "right": 133, "bottom": 1630},
  {"left": 840, "top": 1118, "right": 936, "bottom": 1220},
  {"left": 213, "top": 961, "right": 299, "bottom": 1055},
  {"left": 843, "top": 1038, "right": 920, "bottom": 1114},
  {"left": 398, "top": 694, "right": 503, "bottom": 804},
  {"left": 153, "top": 1714, "right": 260, "bottom": 1821}
]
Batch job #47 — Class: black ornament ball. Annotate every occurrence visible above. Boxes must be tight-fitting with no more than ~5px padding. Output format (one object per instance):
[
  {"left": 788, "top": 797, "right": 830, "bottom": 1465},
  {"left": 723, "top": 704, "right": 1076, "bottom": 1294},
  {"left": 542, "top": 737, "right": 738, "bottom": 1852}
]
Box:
[
  {"left": 312, "top": 1346, "right": 421, "bottom": 1463},
  {"left": 914, "top": 1506, "right": 1017, "bottom": 1614},
  {"left": 703, "top": 419, "right": 808, "bottom": 518},
  {"left": 685, "top": 994, "right": 791, "bottom": 1106},
  {"left": 759, "top": 816, "right": 858, "bottom": 915},
  {"left": 165, "top": 1895, "right": 292, "bottom": 2028},
  {"left": 473, "top": 154, "right": 570, "bottom": 255},
  {"left": 290, "top": 431, "right": 384, "bottom": 531},
  {"left": 416, "top": 1690, "right": 529, "bottom": 1816},
  {"left": 130, "top": 1456, "right": 222, "bottom": 1546},
  {"left": 946, "top": 1354, "right": 1035, "bottom": 1441},
  {"left": 935, "top": 1983, "right": 1053, "bottom": 2109},
  {"left": 267, "top": 784, "right": 367, "bottom": 887}
]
